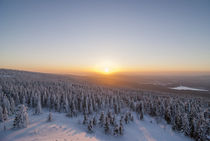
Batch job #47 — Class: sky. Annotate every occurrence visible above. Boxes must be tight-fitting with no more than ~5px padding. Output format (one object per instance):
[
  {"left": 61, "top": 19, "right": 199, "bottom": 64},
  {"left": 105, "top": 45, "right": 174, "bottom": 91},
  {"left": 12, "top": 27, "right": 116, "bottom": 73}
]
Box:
[{"left": 0, "top": 0, "right": 210, "bottom": 75}]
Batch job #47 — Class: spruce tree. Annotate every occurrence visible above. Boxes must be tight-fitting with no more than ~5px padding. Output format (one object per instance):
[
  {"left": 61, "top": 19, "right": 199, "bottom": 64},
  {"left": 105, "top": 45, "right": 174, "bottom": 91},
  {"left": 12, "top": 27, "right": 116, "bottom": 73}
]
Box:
[
  {"left": 93, "top": 116, "right": 97, "bottom": 126},
  {"left": 13, "top": 104, "right": 29, "bottom": 128},
  {"left": 114, "top": 124, "right": 119, "bottom": 136},
  {"left": 34, "top": 96, "right": 42, "bottom": 114},
  {"left": 2, "top": 106, "right": 8, "bottom": 121},
  {"left": 99, "top": 112, "right": 105, "bottom": 126},
  {"left": 0, "top": 106, "right": 4, "bottom": 122},
  {"left": 10, "top": 98, "right": 15, "bottom": 114},
  {"left": 87, "top": 120, "right": 93, "bottom": 133},
  {"left": 104, "top": 117, "right": 110, "bottom": 134},
  {"left": 119, "top": 121, "right": 123, "bottom": 135},
  {"left": 47, "top": 112, "right": 53, "bottom": 122},
  {"left": 83, "top": 114, "right": 88, "bottom": 125}
]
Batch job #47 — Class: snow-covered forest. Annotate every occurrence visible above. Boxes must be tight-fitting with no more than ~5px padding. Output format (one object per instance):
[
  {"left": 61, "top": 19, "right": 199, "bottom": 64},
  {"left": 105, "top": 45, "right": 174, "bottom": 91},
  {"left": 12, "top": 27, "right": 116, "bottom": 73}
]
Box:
[{"left": 0, "top": 70, "right": 209, "bottom": 141}]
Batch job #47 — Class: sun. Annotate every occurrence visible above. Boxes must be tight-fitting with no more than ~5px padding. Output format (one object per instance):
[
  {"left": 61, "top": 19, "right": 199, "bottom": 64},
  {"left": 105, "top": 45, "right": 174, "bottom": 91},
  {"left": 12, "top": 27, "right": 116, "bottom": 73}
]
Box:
[
  {"left": 92, "top": 61, "right": 120, "bottom": 75},
  {"left": 104, "top": 67, "right": 109, "bottom": 73}
]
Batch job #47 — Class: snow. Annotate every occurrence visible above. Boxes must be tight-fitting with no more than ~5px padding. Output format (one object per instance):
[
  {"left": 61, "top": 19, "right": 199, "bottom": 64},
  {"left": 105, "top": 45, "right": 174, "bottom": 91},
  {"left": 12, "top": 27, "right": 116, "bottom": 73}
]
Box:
[
  {"left": 0, "top": 110, "right": 192, "bottom": 141},
  {"left": 170, "top": 86, "right": 208, "bottom": 91}
]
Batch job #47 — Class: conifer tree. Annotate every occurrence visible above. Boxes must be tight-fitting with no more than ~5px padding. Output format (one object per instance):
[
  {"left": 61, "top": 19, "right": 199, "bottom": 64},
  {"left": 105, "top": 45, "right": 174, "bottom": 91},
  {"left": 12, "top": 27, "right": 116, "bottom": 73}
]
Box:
[
  {"left": 10, "top": 98, "right": 15, "bottom": 114},
  {"left": 99, "top": 112, "right": 105, "bottom": 126},
  {"left": 0, "top": 106, "right": 4, "bottom": 122},
  {"left": 3, "top": 96, "right": 11, "bottom": 115},
  {"left": 2, "top": 106, "right": 8, "bottom": 121},
  {"left": 83, "top": 114, "right": 88, "bottom": 125},
  {"left": 114, "top": 124, "right": 119, "bottom": 136},
  {"left": 87, "top": 120, "right": 93, "bottom": 133},
  {"left": 93, "top": 116, "right": 97, "bottom": 126},
  {"left": 34, "top": 95, "right": 42, "bottom": 114},
  {"left": 47, "top": 112, "right": 53, "bottom": 122},
  {"left": 13, "top": 104, "right": 29, "bottom": 128},
  {"left": 104, "top": 117, "right": 110, "bottom": 134},
  {"left": 119, "top": 120, "right": 124, "bottom": 135}
]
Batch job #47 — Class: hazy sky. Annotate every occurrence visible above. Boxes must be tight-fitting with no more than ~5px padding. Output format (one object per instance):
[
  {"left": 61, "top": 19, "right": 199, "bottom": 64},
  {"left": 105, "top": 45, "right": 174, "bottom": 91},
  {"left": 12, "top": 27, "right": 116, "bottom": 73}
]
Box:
[{"left": 1, "top": 0, "right": 210, "bottom": 74}]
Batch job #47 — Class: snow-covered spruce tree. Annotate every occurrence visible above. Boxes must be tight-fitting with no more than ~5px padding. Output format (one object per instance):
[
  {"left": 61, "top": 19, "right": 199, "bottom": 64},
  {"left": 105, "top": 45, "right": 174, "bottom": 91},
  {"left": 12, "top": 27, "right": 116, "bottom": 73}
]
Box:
[
  {"left": 47, "top": 95, "right": 51, "bottom": 109},
  {"left": 188, "top": 113, "right": 196, "bottom": 138},
  {"left": 119, "top": 119, "right": 124, "bottom": 135},
  {"left": 22, "top": 96, "right": 26, "bottom": 105},
  {"left": 93, "top": 116, "right": 97, "bottom": 126},
  {"left": 130, "top": 114, "right": 134, "bottom": 121},
  {"left": 14, "top": 94, "right": 20, "bottom": 106},
  {"left": 99, "top": 112, "right": 105, "bottom": 127},
  {"left": 114, "top": 103, "right": 118, "bottom": 114},
  {"left": 164, "top": 105, "right": 171, "bottom": 124},
  {"left": 67, "top": 101, "right": 77, "bottom": 117},
  {"left": 82, "top": 96, "right": 89, "bottom": 114},
  {"left": 195, "top": 115, "right": 208, "bottom": 141},
  {"left": 104, "top": 117, "right": 110, "bottom": 134},
  {"left": 29, "top": 96, "right": 33, "bottom": 108},
  {"left": 47, "top": 112, "right": 53, "bottom": 122},
  {"left": 4, "top": 124, "right": 6, "bottom": 131},
  {"left": 88, "top": 99, "right": 93, "bottom": 114},
  {"left": 113, "top": 124, "right": 119, "bottom": 136},
  {"left": 136, "top": 101, "right": 144, "bottom": 120},
  {"left": 83, "top": 114, "right": 88, "bottom": 125},
  {"left": 0, "top": 106, "right": 4, "bottom": 122},
  {"left": 172, "top": 111, "right": 182, "bottom": 131},
  {"left": 34, "top": 95, "right": 42, "bottom": 114},
  {"left": 140, "top": 109, "right": 144, "bottom": 120},
  {"left": 3, "top": 95, "right": 11, "bottom": 115},
  {"left": 87, "top": 120, "right": 93, "bottom": 133},
  {"left": 13, "top": 104, "right": 29, "bottom": 128},
  {"left": 107, "top": 111, "right": 112, "bottom": 119},
  {"left": 124, "top": 113, "right": 129, "bottom": 124},
  {"left": 2, "top": 106, "right": 8, "bottom": 121},
  {"left": 110, "top": 115, "right": 116, "bottom": 126},
  {"left": 182, "top": 113, "right": 190, "bottom": 136},
  {"left": 55, "top": 99, "right": 60, "bottom": 112},
  {"left": 63, "top": 96, "right": 69, "bottom": 113},
  {"left": 10, "top": 97, "right": 15, "bottom": 114}
]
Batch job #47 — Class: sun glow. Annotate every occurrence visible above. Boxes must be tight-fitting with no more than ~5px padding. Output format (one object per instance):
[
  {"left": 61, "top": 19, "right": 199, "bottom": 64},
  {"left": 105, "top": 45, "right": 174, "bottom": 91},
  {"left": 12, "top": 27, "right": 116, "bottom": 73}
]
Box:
[
  {"left": 104, "top": 67, "right": 110, "bottom": 74},
  {"left": 91, "top": 60, "right": 121, "bottom": 75}
]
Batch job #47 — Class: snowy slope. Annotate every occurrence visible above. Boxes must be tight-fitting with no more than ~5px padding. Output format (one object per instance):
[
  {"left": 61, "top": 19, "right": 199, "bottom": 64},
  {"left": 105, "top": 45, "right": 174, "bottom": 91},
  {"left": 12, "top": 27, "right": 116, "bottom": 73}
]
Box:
[{"left": 0, "top": 110, "right": 192, "bottom": 141}]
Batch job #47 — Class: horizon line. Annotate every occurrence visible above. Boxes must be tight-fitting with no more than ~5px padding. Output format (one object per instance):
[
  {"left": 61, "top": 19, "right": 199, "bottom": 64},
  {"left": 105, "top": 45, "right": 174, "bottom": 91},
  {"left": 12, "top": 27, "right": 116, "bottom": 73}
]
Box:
[{"left": 1, "top": 68, "right": 210, "bottom": 76}]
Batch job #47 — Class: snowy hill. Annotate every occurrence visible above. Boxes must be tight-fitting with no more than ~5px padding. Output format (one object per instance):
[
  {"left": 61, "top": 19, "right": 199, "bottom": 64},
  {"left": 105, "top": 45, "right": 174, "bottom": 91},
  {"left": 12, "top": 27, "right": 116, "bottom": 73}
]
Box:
[{"left": 0, "top": 110, "right": 192, "bottom": 141}]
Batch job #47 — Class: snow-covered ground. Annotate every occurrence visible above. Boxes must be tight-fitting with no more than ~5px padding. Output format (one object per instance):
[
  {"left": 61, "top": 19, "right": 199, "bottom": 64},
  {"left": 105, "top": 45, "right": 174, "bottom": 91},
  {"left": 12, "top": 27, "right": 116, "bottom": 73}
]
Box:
[
  {"left": 0, "top": 110, "right": 192, "bottom": 141},
  {"left": 170, "top": 86, "right": 208, "bottom": 92}
]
